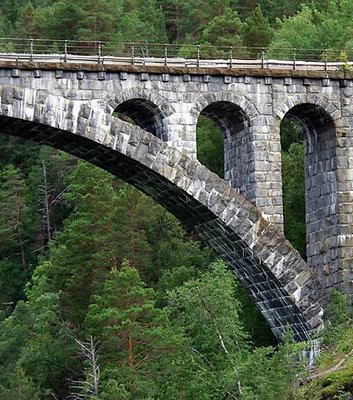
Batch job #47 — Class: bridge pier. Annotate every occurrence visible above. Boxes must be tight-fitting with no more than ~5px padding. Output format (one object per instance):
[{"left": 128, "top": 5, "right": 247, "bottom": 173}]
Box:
[
  {"left": 247, "top": 117, "right": 284, "bottom": 228},
  {"left": 335, "top": 116, "right": 353, "bottom": 300}
]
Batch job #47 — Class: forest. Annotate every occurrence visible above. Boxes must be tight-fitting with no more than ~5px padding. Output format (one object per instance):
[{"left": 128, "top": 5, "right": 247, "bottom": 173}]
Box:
[{"left": 1, "top": 0, "right": 353, "bottom": 399}]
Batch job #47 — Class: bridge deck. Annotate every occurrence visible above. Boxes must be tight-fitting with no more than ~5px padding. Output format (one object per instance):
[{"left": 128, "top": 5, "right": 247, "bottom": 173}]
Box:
[{"left": 0, "top": 58, "right": 351, "bottom": 80}]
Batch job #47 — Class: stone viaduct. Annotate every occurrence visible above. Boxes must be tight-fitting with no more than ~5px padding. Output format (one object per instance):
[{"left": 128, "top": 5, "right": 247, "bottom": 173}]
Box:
[{"left": 0, "top": 58, "right": 352, "bottom": 342}]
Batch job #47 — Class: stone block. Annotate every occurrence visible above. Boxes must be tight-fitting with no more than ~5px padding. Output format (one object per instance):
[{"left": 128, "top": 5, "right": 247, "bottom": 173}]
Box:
[
  {"left": 244, "top": 76, "right": 252, "bottom": 84},
  {"left": 98, "top": 71, "right": 106, "bottom": 81},
  {"left": 55, "top": 70, "right": 63, "bottom": 79},
  {"left": 11, "top": 68, "right": 20, "bottom": 78}
]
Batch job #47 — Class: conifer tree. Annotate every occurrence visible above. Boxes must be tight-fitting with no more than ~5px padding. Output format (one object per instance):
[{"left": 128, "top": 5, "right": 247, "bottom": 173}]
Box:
[
  {"left": 242, "top": 5, "right": 273, "bottom": 49},
  {"left": 85, "top": 263, "right": 188, "bottom": 398},
  {"left": 0, "top": 165, "right": 32, "bottom": 306}
]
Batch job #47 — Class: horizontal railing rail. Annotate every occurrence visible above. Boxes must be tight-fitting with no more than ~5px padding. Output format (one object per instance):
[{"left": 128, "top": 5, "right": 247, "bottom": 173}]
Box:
[{"left": 0, "top": 37, "right": 352, "bottom": 71}]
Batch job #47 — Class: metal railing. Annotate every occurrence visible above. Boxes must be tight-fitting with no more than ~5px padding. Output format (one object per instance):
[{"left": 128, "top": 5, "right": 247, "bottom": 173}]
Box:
[{"left": 0, "top": 37, "right": 352, "bottom": 71}]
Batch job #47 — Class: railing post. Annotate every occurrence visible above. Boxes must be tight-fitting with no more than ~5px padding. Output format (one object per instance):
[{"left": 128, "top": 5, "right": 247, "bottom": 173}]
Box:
[
  {"left": 64, "top": 40, "right": 68, "bottom": 62},
  {"left": 229, "top": 46, "right": 233, "bottom": 68},
  {"left": 261, "top": 47, "right": 265, "bottom": 69},
  {"left": 131, "top": 42, "right": 135, "bottom": 65},
  {"left": 293, "top": 47, "right": 297, "bottom": 70},
  {"left": 197, "top": 45, "right": 200, "bottom": 67},
  {"left": 164, "top": 43, "right": 168, "bottom": 66},
  {"left": 98, "top": 40, "right": 102, "bottom": 63},
  {"left": 30, "top": 38, "right": 33, "bottom": 61},
  {"left": 324, "top": 48, "right": 328, "bottom": 71}
]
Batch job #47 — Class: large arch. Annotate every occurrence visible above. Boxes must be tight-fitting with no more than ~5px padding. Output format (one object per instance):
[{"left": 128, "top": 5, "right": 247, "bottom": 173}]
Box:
[
  {"left": 279, "top": 101, "right": 340, "bottom": 302},
  {"left": 0, "top": 84, "right": 324, "bottom": 341}
]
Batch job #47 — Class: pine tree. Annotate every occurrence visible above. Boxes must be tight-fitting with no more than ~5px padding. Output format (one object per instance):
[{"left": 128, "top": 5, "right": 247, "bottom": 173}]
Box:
[
  {"left": 85, "top": 263, "right": 188, "bottom": 398},
  {"left": 200, "top": 8, "right": 244, "bottom": 48},
  {"left": 242, "top": 5, "right": 273, "bottom": 49},
  {"left": 18, "top": 292, "right": 77, "bottom": 397},
  {"left": 13, "top": 2, "right": 42, "bottom": 38},
  {"left": 0, "top": 367, "right": 40, "bottom": 400}
]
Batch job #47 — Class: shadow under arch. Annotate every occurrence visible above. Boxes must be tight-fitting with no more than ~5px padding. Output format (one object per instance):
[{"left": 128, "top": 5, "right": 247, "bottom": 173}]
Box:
[
  {"left": 113, "top": 98, "right": 169, "bottom": 141},
  {"left": 280, "top": 103, "right": 339, "bottom": 293},
  {"left": 197, "top": 101, "right": 252, "bottom": 196}
]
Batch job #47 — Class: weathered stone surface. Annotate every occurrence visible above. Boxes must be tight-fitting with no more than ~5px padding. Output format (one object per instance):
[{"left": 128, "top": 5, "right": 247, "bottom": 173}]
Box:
[{"left": 0, "top": 62, "right": 351, "bottom": 342}]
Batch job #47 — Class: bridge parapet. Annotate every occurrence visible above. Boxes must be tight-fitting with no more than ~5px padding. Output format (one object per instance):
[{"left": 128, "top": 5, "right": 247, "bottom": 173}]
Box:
[{"left": 0, "top": 37, "right": 352, "bottom": 72}]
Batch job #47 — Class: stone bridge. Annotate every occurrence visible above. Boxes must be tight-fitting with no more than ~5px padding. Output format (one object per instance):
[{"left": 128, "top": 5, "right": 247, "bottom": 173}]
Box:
[{"left": 1, "top": 59, "right": 353, "bottom": 341}]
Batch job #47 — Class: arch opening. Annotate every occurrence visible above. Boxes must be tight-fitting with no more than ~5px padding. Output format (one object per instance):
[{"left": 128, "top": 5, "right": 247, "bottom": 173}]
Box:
[
  {"left": 197, "top": 101, "right": 251, "bottom": 193},
  {"left": 281, "top": 104, "right": 338, "bottom": 273},
  {"left": 113, "top": 98, "right": 168, "bottom": 141}
]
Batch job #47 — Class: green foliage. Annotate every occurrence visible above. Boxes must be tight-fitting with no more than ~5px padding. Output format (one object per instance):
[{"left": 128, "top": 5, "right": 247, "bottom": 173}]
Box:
[
  {"left": 40, "top": 161, "right": 123, "bottom": 324},
  {"left": 13, "top": 2, "right": 43, "bottom": 38},
  {"left": 326, "top": 290, "right": 352, "bottom": 327},
  {"left": 0, "top": 165, "right": 33, "bottom": 306},
  {"left": 299, "top": 292, "right": 353, "bottom": 400},
  {"left": 268, "top": 7, "right": 321, "bottom": 58},
  {"left": 0, "top": 135, "right": 40, "bottom": 171},
  {"left": 85, "top": 263, "right": 192, "bottom": 398},
  {"left": 200, "top": 8, "right": 243, "bottom": 48},
  {"left": 18, "top": 292, "right": 77, "bottom": 393},
  {"left": 0, "top": 301, "right": 31, "bottom": 370},
  {"left": 197, "top": 115, "right": 224, "bottom": 178},
  {"left": 168, "top": 261, "right": 248, "bottom": 396},
  {"left": 43, "top": 1, "right": 84, "bottom": 40},
  {"left": 3, "top": 1, "right": 353, "bottom": 398},
  {"left": 238, "top": 339, "right": 307, "bottom": 400},
  {"left": 0, "top": 367, "right": 40, "bottom": 400},
  {"left": 281, "top": 142, "right": 306, "bottom": 258},
  {"left": 260, "top": 0, "right": 313, "bottom": 22},
  {"left": 278, "top": 119, "right": 307, "bottom": 257},
  {"left": 168, "top": 261, "right": 247, "bottom": 358},
  {"left": 242, "top": 6, "right": 273, "bottom": 48}
]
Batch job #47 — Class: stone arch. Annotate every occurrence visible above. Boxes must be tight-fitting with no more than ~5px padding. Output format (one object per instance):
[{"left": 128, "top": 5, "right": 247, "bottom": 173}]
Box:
[
  {"left": 191, "top": 92, "right": 259, "bottom": 200},
  {"left": 108, "top": 88, "right": 175, "bottom": 117},
  {"left": 275, "top": 94, "right": 341, "bottom": 122},
  {"left": 278, "top": 99, "right": 339, "bottom": 303},
  {"left": 108, "top": 89, "right": 174, "bottom": 141},
  {"left": 0, "top": 84, "right": 324, "bottom": 341},
  {"left": 190, "top": 91, "right": 259, "bottom": 122}
]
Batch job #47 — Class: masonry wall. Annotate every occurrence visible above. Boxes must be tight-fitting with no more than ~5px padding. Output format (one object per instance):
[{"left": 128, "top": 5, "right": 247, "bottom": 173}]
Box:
[{"left": 0, "top": 64, "right": 352, "bottom": 307}]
